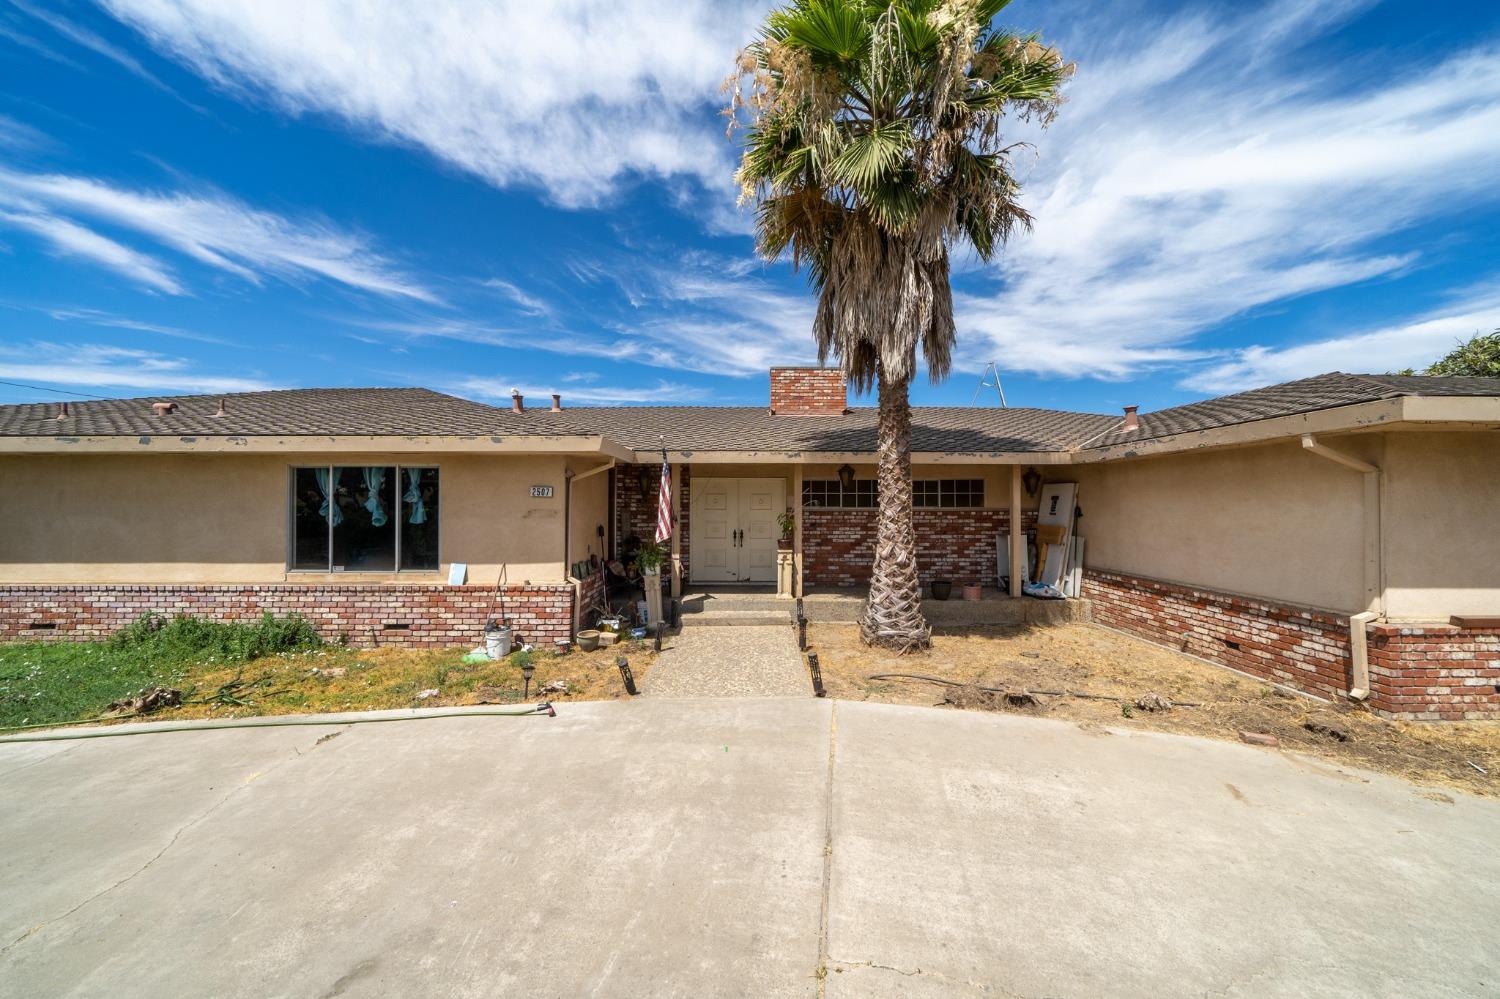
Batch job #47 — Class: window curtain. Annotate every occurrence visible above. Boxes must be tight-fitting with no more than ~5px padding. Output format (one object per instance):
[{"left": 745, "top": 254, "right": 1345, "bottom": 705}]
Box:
[
  {"left": 314, "top": 467, "right": 342, "bottom": 526},
  {"left": 404, "top": 469, "right": 427, "bottom": 524},
  {"left": 362, "top": 467, "right": 388, "bottom": 527}
]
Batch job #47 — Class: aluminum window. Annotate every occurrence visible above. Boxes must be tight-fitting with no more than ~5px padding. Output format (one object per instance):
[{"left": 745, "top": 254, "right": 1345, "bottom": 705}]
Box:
[
  {"left": 912, "top": 479, "right": 985, "bottom": 509},
  {"left": 801, "top": 478, "right": 877, "bottom": 509},
  {"left": 290, "top": 465, "right": 439, "bottom": 572}
]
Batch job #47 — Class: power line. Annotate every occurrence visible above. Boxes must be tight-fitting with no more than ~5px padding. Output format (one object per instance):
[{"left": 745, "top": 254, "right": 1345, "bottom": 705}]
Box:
[{"left": 0, "top": 379, "right": 107, "bottom": 400}]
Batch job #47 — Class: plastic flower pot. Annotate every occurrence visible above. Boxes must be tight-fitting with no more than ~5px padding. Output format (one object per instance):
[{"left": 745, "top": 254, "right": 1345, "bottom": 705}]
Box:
[{"left": 930, "top": 580, "right": 953, "bottom": 601}]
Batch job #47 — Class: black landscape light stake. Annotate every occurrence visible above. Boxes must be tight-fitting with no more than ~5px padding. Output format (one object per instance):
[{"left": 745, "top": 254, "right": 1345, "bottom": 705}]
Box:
[
  {"left": 670, "top": 598, "right": 682, "bottom": 629},
  {"left": 797, "top": 613, "right": 808, "bottom": 652},
  {"left": 521, "top": 659, "right": 536, "bottom": 700},
  {"left": 654, "top": 621, "right": 664, "bottom": 652},
  {"left": 616, "top": 655, "right": 638, "bottom": 695},
  {"left": 807, "top": 653, "right": 825, "bottom": 698}
]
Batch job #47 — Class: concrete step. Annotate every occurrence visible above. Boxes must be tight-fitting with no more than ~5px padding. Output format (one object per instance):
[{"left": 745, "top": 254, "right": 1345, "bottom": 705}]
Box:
[{"left": 680, "top": 609, "right": 794, "bottom": 628}]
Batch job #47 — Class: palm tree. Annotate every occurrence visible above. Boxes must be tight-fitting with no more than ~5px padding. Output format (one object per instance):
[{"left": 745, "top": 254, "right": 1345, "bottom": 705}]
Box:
[{"left": 729, "top": 0, "right": 1072, "bottom": 650}]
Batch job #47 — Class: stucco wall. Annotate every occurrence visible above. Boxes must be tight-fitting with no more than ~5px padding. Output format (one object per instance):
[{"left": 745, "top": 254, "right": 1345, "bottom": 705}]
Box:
[
  {"left": 0, "top": 452, "right": 572, "bottom": 584},
  {"left": 1382, "top": 432, "right": 1500, "bottom": 620},
  {"left": 1067, "top": 438, "right": 1372, "bottom": 613},
  {"left": 565, "top": 459, "right": 611, "bottom": 573}
]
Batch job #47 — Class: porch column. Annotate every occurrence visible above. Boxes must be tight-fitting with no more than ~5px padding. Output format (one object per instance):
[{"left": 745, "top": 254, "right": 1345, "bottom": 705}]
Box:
[
  {"left": 792, "top": 464, "right": 804, "bottom": 597},
  {"left": 1009, "top": 464, "right": 1024, "bottom": 597},
  {"left": 670, "top": 460, "right": 683, "bottom": 600}
]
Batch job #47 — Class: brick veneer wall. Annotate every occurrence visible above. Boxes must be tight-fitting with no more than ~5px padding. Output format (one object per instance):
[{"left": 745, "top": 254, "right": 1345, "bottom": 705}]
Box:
[
  {"left": 615, "top": 463, "right": 690, "bottom": 568},
  {"left": 1082, "top": 568, "right": 1500, "bottom": 721},
  {"left": 1368, "top": 623, "right": 1500, "bottom": 721},
  {"left": 802, "top": 508, "right": 1038, "bottom": 587},
  {"left": 0, "top": 584, "right": 576, "bottom": 649},
  {"left": 770, "top": 367, "right": 847, "bottom": 415}
]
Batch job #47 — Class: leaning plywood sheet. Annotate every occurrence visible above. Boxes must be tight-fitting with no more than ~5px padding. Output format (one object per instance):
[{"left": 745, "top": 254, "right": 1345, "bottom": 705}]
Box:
[{"left": 1036, "top": 482, "right": 1077, "bottom": 590}]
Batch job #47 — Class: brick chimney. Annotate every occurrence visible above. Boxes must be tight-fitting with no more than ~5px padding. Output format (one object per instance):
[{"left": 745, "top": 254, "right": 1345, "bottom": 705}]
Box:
[
  {"left": 770, "top": 367, "right": 847, "bottom": 416},
  {"left": 1122, "top": 405, "right": 1139, "bottom": 432}
]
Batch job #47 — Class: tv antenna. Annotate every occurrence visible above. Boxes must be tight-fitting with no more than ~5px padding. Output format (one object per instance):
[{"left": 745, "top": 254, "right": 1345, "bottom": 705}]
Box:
[{"left": 971, "top": 362, "right": 1008, "bottom": 407}]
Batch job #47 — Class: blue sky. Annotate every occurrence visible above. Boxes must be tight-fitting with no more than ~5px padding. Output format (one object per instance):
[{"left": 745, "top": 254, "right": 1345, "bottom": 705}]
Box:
[{"left": 1, "top": 0, "right": 1498, "bottom": 413}]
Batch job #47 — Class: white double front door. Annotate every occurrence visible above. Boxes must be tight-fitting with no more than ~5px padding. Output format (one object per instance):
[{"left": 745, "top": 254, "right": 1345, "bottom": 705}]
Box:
[{"left": 690, "top": 477, "right": 785, "bottom": 584}]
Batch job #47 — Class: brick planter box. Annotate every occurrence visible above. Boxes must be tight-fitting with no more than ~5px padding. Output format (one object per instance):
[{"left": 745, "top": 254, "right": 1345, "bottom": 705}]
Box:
[{"left": 0, "top": 583, "right": 577, "bottom": 649}]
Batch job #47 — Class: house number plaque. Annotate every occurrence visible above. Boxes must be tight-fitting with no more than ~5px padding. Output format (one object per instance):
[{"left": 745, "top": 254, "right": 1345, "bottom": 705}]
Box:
[{"left": 530, "top": 485, "right": 554, "bottom": 498}]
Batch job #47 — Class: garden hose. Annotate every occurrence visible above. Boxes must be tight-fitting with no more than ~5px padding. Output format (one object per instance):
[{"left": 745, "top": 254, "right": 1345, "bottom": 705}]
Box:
[{"left": 0, "top": 703, "right": 556, "bottom": 744}]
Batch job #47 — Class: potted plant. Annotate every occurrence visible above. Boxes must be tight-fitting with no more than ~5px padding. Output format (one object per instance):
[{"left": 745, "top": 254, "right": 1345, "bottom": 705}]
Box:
[
  {"left": 633, "top": 540, "right": 667, "bottom": 576},
  {"left": 776, "top": 512, "right": 795, "bottom": 550},
  {"left": 930, "top": 580, "right": 953, "bottom": 601}
]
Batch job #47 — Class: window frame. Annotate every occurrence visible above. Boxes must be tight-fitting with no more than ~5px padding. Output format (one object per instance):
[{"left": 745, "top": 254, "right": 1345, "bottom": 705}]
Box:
[
  {"left": 912, "top": 478, "right": 985, "bottom": 510},
  {"left": 801, "top": 478, "right": 877, "bottom": 510},
  {"left": 287, "top": 463, "right": 441, "bottom": 574}
]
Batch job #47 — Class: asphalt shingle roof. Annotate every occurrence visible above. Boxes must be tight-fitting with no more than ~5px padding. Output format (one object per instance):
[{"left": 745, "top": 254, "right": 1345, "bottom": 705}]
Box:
[
  {"left": 551, "top": 406, "right": 1118, "bottom": 453},
  {"left": 1090, "top": 372, "right": 1500, "bottom": 448},
  {"left": 0, "top": 388, "right": 576, "bottom": 438},
  {"left": 1, "top": 372, "right": 1494, "bottom": 452}
]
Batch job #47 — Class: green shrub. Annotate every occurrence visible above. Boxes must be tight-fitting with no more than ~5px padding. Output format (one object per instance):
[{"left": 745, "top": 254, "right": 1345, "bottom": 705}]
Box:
[{"left": 109, "top": 612, "right": 323, "bottom": 664}]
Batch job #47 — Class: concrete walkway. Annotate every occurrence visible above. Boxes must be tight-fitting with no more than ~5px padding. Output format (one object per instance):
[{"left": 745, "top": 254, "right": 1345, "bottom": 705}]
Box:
[
  {"left": 2, "top": 700, "right": 1497, "bottom": 997},
  {"left": 645, "top": 625, "right": 811, "bottom": 698}
]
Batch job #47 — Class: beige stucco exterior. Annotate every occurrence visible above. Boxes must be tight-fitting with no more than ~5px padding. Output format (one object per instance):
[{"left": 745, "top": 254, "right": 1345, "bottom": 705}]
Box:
[
  {"left": 1382, "top": 431, "right": 1500, "bottom": 619},
  {"left": 0, "top": 452, "right": 579, "bottom": 585},
  {"left": 1065, "top": 429, "right": 1499, "bottom": 620}
]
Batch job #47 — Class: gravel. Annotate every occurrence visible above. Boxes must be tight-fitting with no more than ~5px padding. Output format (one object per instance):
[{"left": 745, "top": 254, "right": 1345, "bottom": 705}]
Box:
[{"left": 645, "top": 626, "right": 811, "bottom": 698}]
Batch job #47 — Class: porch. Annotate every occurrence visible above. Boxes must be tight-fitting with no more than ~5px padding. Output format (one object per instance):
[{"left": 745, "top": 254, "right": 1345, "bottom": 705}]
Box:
[{"left": 679, "top": 584, "right": 1089, "bottom": 628}]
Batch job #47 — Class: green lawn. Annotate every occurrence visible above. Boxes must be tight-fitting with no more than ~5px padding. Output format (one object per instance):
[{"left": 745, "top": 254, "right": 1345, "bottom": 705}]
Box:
[
  {"left": 0, "top": 641, "right": 193, "bottom": 729},
  {"left": 0, "top": 613, "right": 322, "bottom": 730}
]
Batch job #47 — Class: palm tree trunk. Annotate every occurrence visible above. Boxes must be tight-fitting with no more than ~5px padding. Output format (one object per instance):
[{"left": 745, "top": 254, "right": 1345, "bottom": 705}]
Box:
[{"left": 859, "top": 362, "right": 931, "bottom": 651}]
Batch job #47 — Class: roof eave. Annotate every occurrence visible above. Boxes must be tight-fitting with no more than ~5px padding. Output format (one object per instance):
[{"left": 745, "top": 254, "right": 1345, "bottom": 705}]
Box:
[{"left": 0, "top": 433, "right": 632, "bottom": 457}]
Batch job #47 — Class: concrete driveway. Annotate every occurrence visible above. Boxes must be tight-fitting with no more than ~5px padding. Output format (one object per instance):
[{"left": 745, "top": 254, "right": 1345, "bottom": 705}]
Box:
[{"left": 2, "top": 699, "right": 1496, "bottom": 998}]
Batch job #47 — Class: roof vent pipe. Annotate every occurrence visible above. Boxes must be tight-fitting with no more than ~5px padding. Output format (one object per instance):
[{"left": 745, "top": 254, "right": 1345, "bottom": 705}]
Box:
[
  {"left": 551, "top": 393, "right": 562, "bottom": 412},
  {"left": 55, "top": 401, "right": 69, "bottom": 420},
  {"left": 1122, "top": 405, "right": 1139, "bottom": 432},
  {"left": 213, "top": 398, "right": 226, "bottom": 417},
  {"left": 511, "top": 389, "right": 524, "bottom": 414},
  {"left": 152, "top": 401, "right": 177, "bottom": 416}
]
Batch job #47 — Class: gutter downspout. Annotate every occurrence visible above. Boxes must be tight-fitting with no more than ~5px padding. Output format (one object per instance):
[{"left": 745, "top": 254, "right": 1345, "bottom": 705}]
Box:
[
  {"left": 1301, "top": 434, "right": 1381, "bottom": 701},
  {"left": 565, "top": 461, "right": 615, "bottom": 636}
]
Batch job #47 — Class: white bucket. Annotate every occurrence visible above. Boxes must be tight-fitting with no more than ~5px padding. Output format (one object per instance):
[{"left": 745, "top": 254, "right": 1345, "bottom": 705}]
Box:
[{"left": 484, "top": 626, "right": 513, "bottom": 660}]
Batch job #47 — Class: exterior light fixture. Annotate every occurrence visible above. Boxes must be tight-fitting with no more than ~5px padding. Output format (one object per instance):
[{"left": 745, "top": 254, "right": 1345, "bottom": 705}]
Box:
[
  {"left": 837, "top": 463, "right": 856, "bottom": 490},
  {"left": 1022, "top": 466, "right": 1042, "bottom": 497},
  {"left": 521, "top": 658, "right": 536, "bottom": 700},
  {"left": 637, "top": 466, "right": 654, "bottom": 499}
]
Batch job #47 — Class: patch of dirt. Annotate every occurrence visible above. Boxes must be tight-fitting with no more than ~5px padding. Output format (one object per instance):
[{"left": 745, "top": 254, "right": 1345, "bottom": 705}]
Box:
[
  {"left": 148, "top": 641, "right": 656, "bottom": 722},
  {"left": 810, "top": 622, "right": 1500, "bottom": 799}
]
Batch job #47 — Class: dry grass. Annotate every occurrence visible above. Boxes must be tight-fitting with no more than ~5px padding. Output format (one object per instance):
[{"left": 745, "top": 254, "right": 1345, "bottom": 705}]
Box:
[
  {"left": 811, "top": 622, "right": 1500, "bottom": 799},
  {"left": 144, "top": 642, "right": 656, "bottom": 722}
]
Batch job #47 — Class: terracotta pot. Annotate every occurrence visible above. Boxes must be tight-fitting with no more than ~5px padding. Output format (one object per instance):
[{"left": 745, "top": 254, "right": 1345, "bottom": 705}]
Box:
[
  {"left": 961, "top": 584, "right": 983, "bottom": 601},
  {"left": 930, "top": 580, "right": 953, "bottom": 601},
  {"left": 576, "top": 630, "right": 600, "bottom": 652}
]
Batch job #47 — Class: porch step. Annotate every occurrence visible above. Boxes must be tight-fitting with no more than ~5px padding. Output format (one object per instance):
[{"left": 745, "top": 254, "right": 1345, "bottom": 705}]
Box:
[{"left": 680, "top": 609, "right": 793, "bottom": 628}]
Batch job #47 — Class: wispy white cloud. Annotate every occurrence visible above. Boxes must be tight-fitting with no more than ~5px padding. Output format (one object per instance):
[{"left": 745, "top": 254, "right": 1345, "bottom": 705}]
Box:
[
  {"left": 0, "top": 208, "right": 184, "bottom": 294},
  {"left": 42, "top": 306, "right": 229, "bottom": 344},
  {"left": 950, "top": 0, "right": 1500, "bottom": 382},
  {"left": 8, "top": 0, "right": 178, "bottom": 94},
  {"left": 97, "top": 0, "right": 765, "bottom": 206},
  {"left": 480, "top": 277, "right": 553, "bottom": 317},
  {"left": 0, "top": 341, "right": 271, "bottom": 393},
  {"left": 0, "top": 168, "right": 437, "bottom": 301},
  {"left": 0, "top": 113, "right": 49, "bottom": 150},
  {"left": 1185, "top": 288, "right": 1500, "bottom": 393}
]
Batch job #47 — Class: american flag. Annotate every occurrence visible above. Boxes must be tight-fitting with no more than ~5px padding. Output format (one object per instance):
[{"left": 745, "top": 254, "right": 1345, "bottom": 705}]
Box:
[{"left": 655, "top": 447, "right": 673, "bottom": 543}]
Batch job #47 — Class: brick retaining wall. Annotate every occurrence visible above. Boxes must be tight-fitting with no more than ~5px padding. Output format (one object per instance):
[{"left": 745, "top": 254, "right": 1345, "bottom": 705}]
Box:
[
  {"left": 0, "top": 584, "right": 576, "bottom": 649},
  {"left": 802, "top": 509, "right": 1037, "bottom": 587},
  {"left": 1082, "top": 568, "right": 1500, "bottom": 720}
]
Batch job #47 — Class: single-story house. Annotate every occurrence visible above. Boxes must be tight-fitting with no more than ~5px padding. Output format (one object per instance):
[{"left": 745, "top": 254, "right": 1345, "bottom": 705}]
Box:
[{"left": 2, "top": 367, "right": 1497, "bottom": 719}]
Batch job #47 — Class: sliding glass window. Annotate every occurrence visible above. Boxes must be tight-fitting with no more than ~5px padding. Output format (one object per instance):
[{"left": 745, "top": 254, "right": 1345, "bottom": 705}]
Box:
[{"left": 290, "top": 465, "right": 439, "bottom": 572}]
